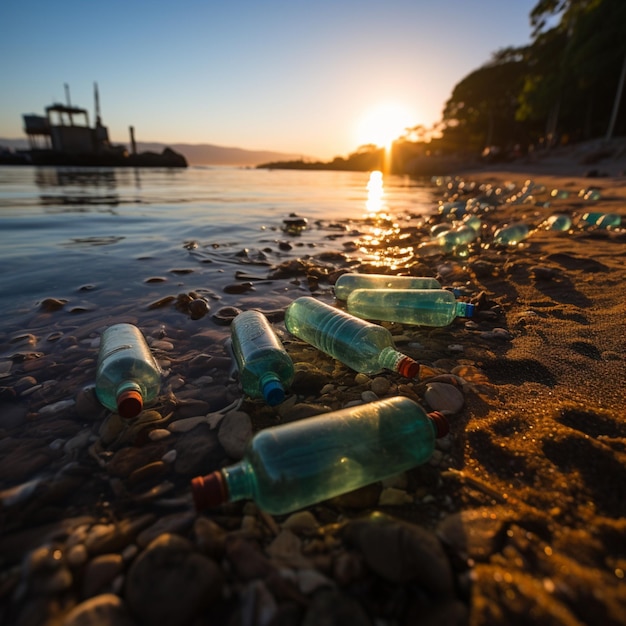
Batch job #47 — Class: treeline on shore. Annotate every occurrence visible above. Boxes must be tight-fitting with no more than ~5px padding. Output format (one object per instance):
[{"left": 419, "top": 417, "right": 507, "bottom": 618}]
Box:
[{"left": 259, "top": 0, "right": 626, "bottom": 175}]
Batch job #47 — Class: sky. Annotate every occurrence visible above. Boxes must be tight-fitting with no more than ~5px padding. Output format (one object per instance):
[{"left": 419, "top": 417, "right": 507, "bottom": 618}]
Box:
[{"left": 0, "top": 0, "right": 538, "bottom": 160}]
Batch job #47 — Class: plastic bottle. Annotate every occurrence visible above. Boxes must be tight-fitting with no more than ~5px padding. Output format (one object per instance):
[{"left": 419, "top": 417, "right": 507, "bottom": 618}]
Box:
[
  {"left": 191, "top": 396, "right": 449, "bottom": 515},
  {"left": 284, "top": 296, "right": 419, "bottom": 378},
  {"left": 544, "top": 214, "right": 572, "bottom": 231},
  {"left": 96, "top": 323, "right": 161, "bottom": 418},
  {"left": 346, "top": 288, "right": 474, "bottom": 327},
  {"left": 581, "top": 212, "right": 621, "bottom": 228},
  {"left": 436, "top": 224, "right": 478, "bottom": 251},
  {"left": 334, "top": 273, "right": 441, "bottom": 301},
  {"left": 231, "top": 310, "right": 294, "bottom": 406},
  {"left": 493, "top": 223, "right": 530, "bottom": 245}
]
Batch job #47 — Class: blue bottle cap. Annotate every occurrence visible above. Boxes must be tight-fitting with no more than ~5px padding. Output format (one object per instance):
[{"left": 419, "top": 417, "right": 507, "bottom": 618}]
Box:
[{"left": 263, "top": 378, "right": 285, "bottom": 406}]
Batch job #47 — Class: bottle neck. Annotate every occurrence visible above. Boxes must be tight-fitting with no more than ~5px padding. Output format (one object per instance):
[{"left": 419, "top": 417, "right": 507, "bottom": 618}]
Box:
[
  {"left": 378, "top": 346, "right": 419, "bottom": 378},
  {"left": 455, "top": 302, "right": 474, "bottom": 318},
  {"left": 259, "top": 372, "right": 285, "bottom": 406},
  {"left": 115, "top": 381, "right": 143, "bottom": 418},
  {"left": 222, "top": 461, "right": 254, "bottom": 504}
]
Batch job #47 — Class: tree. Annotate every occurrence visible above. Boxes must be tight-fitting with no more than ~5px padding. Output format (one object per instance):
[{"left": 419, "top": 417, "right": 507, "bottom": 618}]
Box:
[{"left": 441, "top": 47, "right": 529, "bottom": 152}]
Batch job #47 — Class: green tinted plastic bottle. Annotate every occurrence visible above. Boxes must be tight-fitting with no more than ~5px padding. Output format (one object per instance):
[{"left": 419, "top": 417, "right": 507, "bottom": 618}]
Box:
[
  {"left": 334, "top": 273, "right": 441, "bottom": 301},
  {"left": 96, "top": 323, "right": 161, "bottom": 418},
  {"left": 581, "top": 212, "right": 621, "bottom": 228},
  {"left": 191, "top": 396, "right": 449, "bottom": 515},
  {"left": 284, "top": 296, "right": 419, "bottom": 377},
  {"left": 347, "top": 288, "right": 474, "bottom": 327},
  {"left": 231, "top": 310, "right": 294, "bottom": 406},
  {"left": 493, "top": 223, "right": 530, "bottom": 245}
]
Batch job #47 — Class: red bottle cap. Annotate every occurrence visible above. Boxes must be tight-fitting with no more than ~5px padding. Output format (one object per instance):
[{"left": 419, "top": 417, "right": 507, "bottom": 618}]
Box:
[
  {"left": 191, "top": 472, "right": 228, "bottom": 511},
  {"left": 397, "top": 356, "right": 420, "bottom": 379},
  {"left": 427, "top": 411, "right": 450, "bottom": 438},
  {"left": 117, "top": 390, "right": 143, "bottom": 419}
]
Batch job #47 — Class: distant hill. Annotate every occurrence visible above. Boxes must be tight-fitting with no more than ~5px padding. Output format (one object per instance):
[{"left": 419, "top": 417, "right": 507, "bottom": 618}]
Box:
[{"left": 0, "top": 138, "right": 305, "bottom": 167}]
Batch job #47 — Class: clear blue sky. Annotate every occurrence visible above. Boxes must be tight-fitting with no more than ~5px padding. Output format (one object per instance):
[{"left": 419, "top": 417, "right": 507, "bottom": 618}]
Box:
[{"left": 0, "top": 0, "right": 537, "bottom": 160}]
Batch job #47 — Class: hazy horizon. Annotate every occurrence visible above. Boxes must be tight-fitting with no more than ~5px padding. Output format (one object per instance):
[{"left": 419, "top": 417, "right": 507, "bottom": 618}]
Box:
[{"left": 1, "top": 0, "right": 537, "bottom": 161}]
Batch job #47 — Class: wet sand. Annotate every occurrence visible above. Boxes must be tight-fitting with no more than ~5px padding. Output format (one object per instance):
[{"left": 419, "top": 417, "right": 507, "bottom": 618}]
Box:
[{"left": 1, "top": 153, "right": 625, "bottom": 625}]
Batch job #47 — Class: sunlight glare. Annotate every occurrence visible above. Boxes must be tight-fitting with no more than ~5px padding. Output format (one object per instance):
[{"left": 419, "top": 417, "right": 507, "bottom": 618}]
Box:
[{"left": 355, "top": 103, "right": 416, "bottom": 149}]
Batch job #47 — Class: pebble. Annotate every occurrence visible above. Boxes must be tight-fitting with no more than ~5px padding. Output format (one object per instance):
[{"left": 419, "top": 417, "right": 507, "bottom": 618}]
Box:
[
  {"left": 378, "top": 487, "right": 413, "bottom": 506},
  {"left": 370, "top": 376, "right": 391, "bottom": 395},
  {"left": 424, "top": 382, "right": 465, "bottom": 414},
  {"left": 217, "top": 410, "right": 253, "bottom": 459},
  {"left": 173, "top": 424, "right": 226, "bottom": 476},
  {"left": 168, "top": 415, "right": 208, "bottom": 433},
  {"left": 302, "top": 589, "right": 371, "bottom": 626},
  {"left": 125, "top": 534, "right": 223, "bottom": 626},
  {"left": 62, "top": 593, "right": 136, "bottom": 626},
  {"left": 343, "top": 515, "right": 454, "bottom": 594},
  {"left": 136, "top": 512, "right": 196, "bottom": 548},
  {"left": 360, "top": 390, "right": 378, "bottom": 403},
  {"left": 82, "top": 553, "right": 124, "bottom": 597},
  {"left": 149, "top": 428, "right": 171, "bottom": 441},
  {"left": 282, "top": 511, "right": 320, "bottom": 535}
]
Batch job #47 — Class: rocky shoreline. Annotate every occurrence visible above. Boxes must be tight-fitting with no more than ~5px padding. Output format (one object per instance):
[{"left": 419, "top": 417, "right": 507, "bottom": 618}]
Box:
[{"left": 1, "top": 165, "right": 625, "bottom": 626}]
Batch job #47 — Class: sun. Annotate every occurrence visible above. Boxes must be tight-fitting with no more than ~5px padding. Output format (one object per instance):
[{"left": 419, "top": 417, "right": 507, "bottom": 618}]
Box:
[{"left": 354, "top": 102, "right": 416, "bottom": 149}]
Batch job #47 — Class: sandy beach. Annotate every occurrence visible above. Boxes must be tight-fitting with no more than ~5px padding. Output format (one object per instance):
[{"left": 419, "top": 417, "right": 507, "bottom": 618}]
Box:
[{"left": 1, "top": 149, "right": 625, "bottom": 626}]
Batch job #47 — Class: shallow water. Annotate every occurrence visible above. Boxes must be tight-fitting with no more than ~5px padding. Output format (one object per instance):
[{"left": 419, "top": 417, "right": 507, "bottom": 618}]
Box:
[{"left": 0, "top": 166, "right": 436, "bottom": 340}]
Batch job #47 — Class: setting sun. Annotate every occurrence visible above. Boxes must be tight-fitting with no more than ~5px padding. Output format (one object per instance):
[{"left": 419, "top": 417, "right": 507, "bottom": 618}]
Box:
[{"left": 354, "top": 103, "right": 417, "bottom": 149}]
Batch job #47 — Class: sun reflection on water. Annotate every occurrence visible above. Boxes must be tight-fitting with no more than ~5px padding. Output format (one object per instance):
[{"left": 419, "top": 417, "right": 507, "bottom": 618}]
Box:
[{"left": 357, "top": 170, "right": 415, "bottom": 270}]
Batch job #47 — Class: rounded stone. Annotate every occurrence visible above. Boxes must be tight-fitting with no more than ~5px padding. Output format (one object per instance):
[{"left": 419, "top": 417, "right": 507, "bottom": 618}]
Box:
[
  {"left": 424, "top": 382, "right": 465, "bottom": 414},
  {"left": 125, "top": 533, "right": 222, "bottom": 626}
]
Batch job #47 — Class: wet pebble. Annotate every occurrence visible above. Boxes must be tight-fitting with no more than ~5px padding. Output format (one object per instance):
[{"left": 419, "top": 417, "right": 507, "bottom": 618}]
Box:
[
  {"left": 125, "top": 534, "right": 223, "bottom": 626},
  {"left": 424, "top": 382, "right": 465, "bottom": 414},
  {"left": 360, "top": 390, "right": 378, "bottom": 403},
  {"left": 302, "top": 589, "right": 371, "bottom": 626},
  {"left": 343, "top": 515, "right": 454, "bottom": 594},
  {"left": 82, "top": 554, "right": 124, "bottom": 597},
  {"left": 370, "top": 376, "right": 391, "bottom": 396},
  {"left": 291, "top": 363, "right": 331, "bottom": 394},
  {"left": 39, "top": 297, "right": 67, "bottom": 312},
  {"left": 62, "top": 593, "right": 136, "bottom": 626},
  {"left": 174, "top": 424, "right": 226, "bottom": 476},
  {"left": 282, "top": 511, "right": 320, "bottom": 535},
  {"left": 218, "top": 410, "right": 253, "bottom": 459},
  {"left": 479, "top": 328, "right": 513, "bottom": 341},
  {"left": 168, "top": 415, "right": 208, "bottom": 433},
  {"left": 75, "top": 386, "right": 106, "bottom": 420},
  {"left": 188, "top": 298, "right": 210, "bottom": 320},
  {"left": 0, "top": 402, "right": 28, "bottom": 429},
  {"left": 211, "top": 306, "right": 242, "bottom": 325},
  {"left": 136, "top": 512, "right": 196, "bottom": 548}
]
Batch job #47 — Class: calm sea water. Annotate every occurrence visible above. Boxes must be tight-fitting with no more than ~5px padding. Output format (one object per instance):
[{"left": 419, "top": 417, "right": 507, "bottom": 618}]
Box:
[{"left": 0, "top": 166, "right": 436, "bottom": 341}]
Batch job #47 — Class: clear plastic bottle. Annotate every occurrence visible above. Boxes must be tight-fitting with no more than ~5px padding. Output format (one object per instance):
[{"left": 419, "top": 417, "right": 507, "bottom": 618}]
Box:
[
  {"left": 334, "top": 273, "right": 441, "bottom": 301},
  {"left": 231, "top": 310, "right": 294, "bottom": 406},
  {"left": 284, "top": 296, "right": 419, "bottom": 378},
  {"left": 346, "top": 288, "right": 474, "bottom": 327},
  {"left": 96, "top": 323, "right": 161, "bottom": 418},
  {"left": 544, "top": 214, "right": 572, "bottom": 231},
  {"left": 493, "top": 223, "right": 530, "bottom": 245},
  {"left": 436, "top": 224, "right": 478, "bottom": 251},
  {"left": 191, "top": 396, "right": 449, "bottom": 515},
  {"left": 581, "top": 212, "right": 621, "bottom": 228}
]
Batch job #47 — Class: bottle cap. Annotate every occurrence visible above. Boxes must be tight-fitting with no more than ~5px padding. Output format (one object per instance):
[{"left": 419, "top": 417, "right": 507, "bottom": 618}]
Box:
[
  {"left": 191, "top": 472, "right": 228, "bottom": 511},
  {"left": 427, "top": 411, "right": 450, "bottom": 438},
  {"left": 262, "top": 378, "right": 286, "bottom": 406},
  {"left": 397, "top": 355, "right": 420, "bottom": 379},
  {"left": 117, "top": 389, "right": 143, "bottom": 419}
]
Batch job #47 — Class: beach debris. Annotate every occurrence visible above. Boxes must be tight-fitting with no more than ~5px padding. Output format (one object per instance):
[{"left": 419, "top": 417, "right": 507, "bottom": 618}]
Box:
[
  {"left": 231, "top": 310, "right": 294, "bottom": 406},
  {"left": 191, "top": 397, "right": 448, "bottom": 515},
  {"left": 95, "top": 324, "right": 161, "bottom": 419}
]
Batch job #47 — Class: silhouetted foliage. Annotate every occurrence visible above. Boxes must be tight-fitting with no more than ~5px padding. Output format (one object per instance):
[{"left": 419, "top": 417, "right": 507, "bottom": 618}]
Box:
[{"left": 260, "top": 0, "right": 626, "bottom": 173}]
